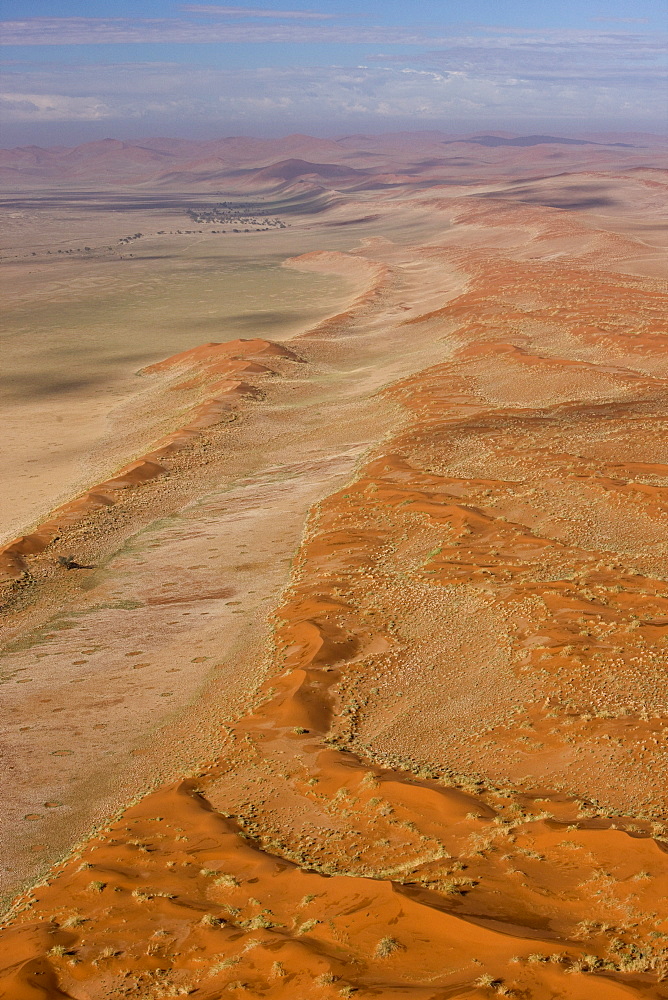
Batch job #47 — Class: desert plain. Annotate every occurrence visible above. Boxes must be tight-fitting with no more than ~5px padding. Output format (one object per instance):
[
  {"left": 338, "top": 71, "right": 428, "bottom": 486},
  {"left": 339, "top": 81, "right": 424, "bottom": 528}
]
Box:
[{"left": 0, "top": 130, "right": 667, "bottom": 999}]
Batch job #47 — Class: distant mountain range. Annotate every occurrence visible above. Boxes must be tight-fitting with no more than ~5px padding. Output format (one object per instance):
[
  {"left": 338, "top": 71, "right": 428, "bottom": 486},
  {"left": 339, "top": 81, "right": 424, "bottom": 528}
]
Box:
[
  {"left": 455, "top": 135, "right": 636, "bottom": 148},
  {"left": 0, "top": 131, "right": 649, "bottom": 192}
]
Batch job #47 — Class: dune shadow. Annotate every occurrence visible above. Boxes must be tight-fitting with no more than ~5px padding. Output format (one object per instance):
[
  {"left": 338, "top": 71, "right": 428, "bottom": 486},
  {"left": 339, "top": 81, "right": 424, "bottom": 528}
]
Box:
[
  {"left": 481, "top": 184, "right": 618, "bottom": 210},
  {"left": 1, "top": 373, "right": 110, "bottom": 401},
  {"left": 223, "top": 310, "right": 316, "bottom": 329}
]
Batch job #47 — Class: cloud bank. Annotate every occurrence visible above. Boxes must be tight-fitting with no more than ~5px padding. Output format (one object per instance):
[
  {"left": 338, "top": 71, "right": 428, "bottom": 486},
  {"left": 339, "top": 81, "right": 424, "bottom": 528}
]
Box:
[
  {"left": 0, "top": 16, "right": 442, "bottom": 46},
  {"left": 0, "top": 13, "right": 665, "bottom": 142},
  {"left": 180, "top": 5, "right": 336, "bottom": 19},
  {"left": 2, "top": 59, "right": 663, "bottom": 130}
]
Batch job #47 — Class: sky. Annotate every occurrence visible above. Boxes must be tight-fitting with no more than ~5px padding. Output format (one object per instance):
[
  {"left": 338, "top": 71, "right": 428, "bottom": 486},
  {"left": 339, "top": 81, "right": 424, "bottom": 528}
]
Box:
[{"left": 1, "top": 0, "right": 666, "bottom": 147}]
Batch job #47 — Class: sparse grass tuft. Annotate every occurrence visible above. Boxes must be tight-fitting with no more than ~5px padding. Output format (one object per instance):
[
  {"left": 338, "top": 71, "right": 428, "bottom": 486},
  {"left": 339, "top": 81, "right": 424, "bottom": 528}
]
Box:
[
  {"left": 474, "top": 973, "right": 500, "bottom": 988},
  {"left": 214, "top": 874, "right": 240, "bottom": 888},
  {"left": 375, "top": 936, "right": 400, "bottom": 958},
  {"left": 296, "top": 918, "right": 320, "bottom": 936},
  {"left": 209, "top": 957, "right": 240, "bottom": 974}
]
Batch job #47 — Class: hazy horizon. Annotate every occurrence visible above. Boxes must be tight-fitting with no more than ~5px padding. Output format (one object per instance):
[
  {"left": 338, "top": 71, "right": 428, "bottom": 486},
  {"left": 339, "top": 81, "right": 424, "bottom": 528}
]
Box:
[
  {"left": 1, "top": 0, "right": 667, "bottom": 148},
  {"left": 5, "top": 125, "right": 667, "bottom": 153}
]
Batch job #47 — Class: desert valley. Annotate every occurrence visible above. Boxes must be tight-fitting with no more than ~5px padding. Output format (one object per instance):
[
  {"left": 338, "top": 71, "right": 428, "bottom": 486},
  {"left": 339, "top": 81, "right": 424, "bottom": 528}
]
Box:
[{"left": 1, "top": 129, "right": 668, "bottom": 999}]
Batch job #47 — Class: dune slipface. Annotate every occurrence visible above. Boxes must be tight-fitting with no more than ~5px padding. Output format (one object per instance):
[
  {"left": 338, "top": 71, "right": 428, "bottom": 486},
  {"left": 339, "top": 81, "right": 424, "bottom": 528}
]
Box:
[{"left": 1, "top": 133, "right": 667, "bottom": 998}]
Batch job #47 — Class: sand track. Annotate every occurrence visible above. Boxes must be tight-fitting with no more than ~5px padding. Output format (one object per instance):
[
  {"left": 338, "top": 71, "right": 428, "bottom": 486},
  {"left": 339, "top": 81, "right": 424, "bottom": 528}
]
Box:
[{"left": 1, "top": 163, "right": 668, "bottom": 997}]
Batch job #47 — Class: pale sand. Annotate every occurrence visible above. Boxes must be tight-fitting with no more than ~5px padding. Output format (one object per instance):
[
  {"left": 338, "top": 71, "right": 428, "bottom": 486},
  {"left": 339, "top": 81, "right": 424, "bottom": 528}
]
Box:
[
  {"left": 0, "top": 187, "right": 455, "bottom": 545},
  {"left": 0, "top": 205, "right": 467, "bottom": 902},
  {"left": 0, "top": 202, "right": 372, "bottom": 545}
]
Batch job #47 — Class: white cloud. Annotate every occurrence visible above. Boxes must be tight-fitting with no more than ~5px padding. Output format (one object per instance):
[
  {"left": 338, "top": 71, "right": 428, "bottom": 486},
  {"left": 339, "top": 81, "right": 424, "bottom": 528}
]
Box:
[
  {"left": 2, "top": 60, "right": 663, "bottom": 130},
  {"left": 1, "top": 18, "right": 664, "bottom": 93},
  {"left": 1, "top": 16, "right": 665, "bottom": 63},
  {"left": 590, "top": 17, "right": 649, "bottom": 24},
  {"left": 0, "top": 16, "right": 437, "bottom": 45},
  {"left": 180, "top": 5, "right": 335, "bottom": 18},
  {"left": 392, "top": 28, "right": 668, "bottom": 92},
  {"left": 1, "top": 19, "right": 665, "bottom": 137},
  {"left": 0, "top": 92, "right": 113, "bottom": 121}
]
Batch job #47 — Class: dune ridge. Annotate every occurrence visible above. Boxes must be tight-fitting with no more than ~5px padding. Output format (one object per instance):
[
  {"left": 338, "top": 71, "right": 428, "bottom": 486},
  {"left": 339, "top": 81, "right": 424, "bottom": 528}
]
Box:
[
  {"left": 0, "top": 246, "right": 390, "bottom": 584},
  {"left": 0, "top": 339, "right": 305, "bottom": 583},
  {"left": 284, "top": 250, "right": 393, "bottom": 339}
]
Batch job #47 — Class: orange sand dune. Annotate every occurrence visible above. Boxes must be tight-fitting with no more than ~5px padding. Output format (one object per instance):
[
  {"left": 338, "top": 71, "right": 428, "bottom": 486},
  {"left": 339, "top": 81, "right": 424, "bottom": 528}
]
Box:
[
  {"left": 141, "top": 337, "right": 302, "bottom": 373},
  {"left": 1, "top": 150, "right": 668, "bottom": 998}
]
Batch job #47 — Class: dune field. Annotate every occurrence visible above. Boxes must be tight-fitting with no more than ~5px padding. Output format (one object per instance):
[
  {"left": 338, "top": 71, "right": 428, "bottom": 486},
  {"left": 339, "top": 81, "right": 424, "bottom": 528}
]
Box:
[{"left": 1, "top": 131, "right": 668, "bottom": 998}]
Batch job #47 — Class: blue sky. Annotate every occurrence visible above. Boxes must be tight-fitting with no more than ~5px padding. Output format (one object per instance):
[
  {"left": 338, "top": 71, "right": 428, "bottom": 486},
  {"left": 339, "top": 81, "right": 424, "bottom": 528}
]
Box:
[{"left": 1, "top": 1, "right": 666, "bottom": 146}]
